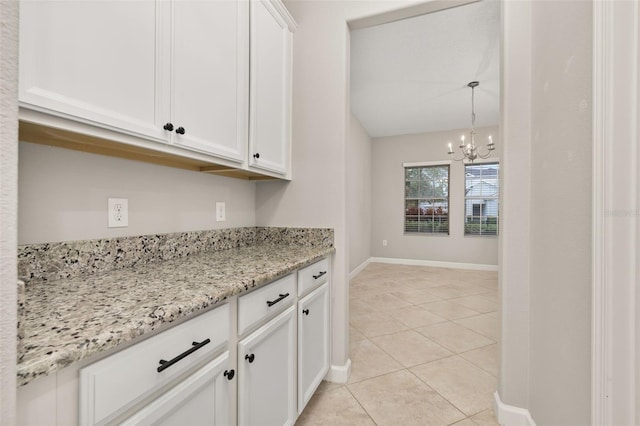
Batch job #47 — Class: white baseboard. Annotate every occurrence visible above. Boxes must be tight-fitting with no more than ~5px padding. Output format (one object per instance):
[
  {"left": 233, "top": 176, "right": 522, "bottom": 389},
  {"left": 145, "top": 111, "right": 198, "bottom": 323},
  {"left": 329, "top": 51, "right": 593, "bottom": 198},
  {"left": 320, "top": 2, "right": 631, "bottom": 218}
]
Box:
[
  {"left": 369, "top": 256, "right": 498, "bottom": 271},
  {"left": 349, "top": 259, "right": 371, "bottom": 280},
  {"left": 324, "top": 359, "right": 351, "bottom": 384},
  {"left": 493, "top": 391, "right": 536, "bottom": 426}
]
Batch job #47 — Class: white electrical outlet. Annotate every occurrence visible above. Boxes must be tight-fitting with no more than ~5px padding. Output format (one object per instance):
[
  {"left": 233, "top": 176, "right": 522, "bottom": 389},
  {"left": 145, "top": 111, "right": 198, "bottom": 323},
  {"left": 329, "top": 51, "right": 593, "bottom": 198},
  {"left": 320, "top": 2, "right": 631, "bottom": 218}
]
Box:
[
  {"left": 108, "top": 198, "right": 129, "bottom": 228},
  {"left": 216, "top": 202, "right": 226, "bottom": 222},
  {"left": 382, "top": 239, "right": 388, "bottom": 247}
]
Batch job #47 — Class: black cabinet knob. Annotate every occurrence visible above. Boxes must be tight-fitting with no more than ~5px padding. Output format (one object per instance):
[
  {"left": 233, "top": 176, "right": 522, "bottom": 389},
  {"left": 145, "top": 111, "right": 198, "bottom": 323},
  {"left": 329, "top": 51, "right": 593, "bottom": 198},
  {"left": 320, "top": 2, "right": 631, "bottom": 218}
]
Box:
[
  {"left": 163, "top": 122, "right": 174, "bottom": 131},
  {"left": 224, "top": 369, "right": 235, "bottom": 380},
  {"left": 303, "top": 309, "right": 309, "bottom": 316},
  {"left": 245, "top": 353, "right": 255, "bottom": 363},
  {"left": 253, "top": 153, "right": 260, "bottom": 159},
  {"left": 176, "top": 127, "right": 186, "bottom": 135}
]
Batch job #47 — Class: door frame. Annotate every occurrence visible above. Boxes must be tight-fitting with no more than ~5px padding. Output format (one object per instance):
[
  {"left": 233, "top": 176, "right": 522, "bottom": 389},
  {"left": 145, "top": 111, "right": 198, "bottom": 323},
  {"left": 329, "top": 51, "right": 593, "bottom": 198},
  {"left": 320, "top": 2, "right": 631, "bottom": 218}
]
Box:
[{"left": 592, "top": 1, "right": 639, "bottom": 424}]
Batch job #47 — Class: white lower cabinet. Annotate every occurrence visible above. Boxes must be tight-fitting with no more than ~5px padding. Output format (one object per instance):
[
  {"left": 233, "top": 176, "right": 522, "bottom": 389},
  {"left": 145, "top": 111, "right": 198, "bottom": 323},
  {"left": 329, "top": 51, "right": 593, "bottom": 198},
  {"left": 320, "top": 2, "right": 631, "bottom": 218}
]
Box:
[
  {"left": 297, "top": 282, "right": 330, "bottom": 413},
  {"left": 22, "top": 258, "right": 331, "bottom": 426},
  {"left": 121, "top": 351, "right": 232, "bottom": 426},
  {"left": 238, "top": 305, "right": 297, "bottom": 426}
]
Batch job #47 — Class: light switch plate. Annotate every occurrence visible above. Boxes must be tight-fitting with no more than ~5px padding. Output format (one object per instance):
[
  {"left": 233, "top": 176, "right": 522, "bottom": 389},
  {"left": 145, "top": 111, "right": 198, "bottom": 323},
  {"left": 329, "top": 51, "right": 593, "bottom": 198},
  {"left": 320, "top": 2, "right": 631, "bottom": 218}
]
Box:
[
  {"left": 108, "top": 198, "right": 129, "bottom": 228},
  {"left": 216, "top": 202, "right": 226, "bottom": 222}
]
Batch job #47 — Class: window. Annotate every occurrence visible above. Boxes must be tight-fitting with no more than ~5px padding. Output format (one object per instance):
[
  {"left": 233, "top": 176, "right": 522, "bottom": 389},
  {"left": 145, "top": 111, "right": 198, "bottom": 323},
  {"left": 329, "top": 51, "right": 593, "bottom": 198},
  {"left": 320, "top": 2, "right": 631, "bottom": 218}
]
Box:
[
  {"left": 404, "top": 164, "right": 449, "bottom": 234},
  {"left": 465, "top": 162, "right": 499, "bottom": 235}
]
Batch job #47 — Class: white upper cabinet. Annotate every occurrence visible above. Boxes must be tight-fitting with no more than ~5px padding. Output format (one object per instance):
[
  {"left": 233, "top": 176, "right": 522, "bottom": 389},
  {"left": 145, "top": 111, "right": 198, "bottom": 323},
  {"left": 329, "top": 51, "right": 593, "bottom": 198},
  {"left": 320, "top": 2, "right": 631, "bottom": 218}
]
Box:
[
  {"left": 19, "top": 0, "right": 167, "bottom": 141},
  {"left": 19, "top": 0, "right": 295, "bottom": 178},
  {"left": 248, "top": 0, "right": 295, "bottom": 176},
  {"left": 170, "top": 0, "right": 248, "bottom": 162}
]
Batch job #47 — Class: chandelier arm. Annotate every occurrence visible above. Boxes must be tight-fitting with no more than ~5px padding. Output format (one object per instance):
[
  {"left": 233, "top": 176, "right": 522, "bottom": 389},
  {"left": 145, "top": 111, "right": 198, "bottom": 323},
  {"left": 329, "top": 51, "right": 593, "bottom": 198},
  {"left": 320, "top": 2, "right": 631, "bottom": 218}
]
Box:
[
  {"left": 449, "top": 151, "right": 467, "bottom": 162},
  {"left": 478, "top": 149, "right": 494, "bottom": 159}
]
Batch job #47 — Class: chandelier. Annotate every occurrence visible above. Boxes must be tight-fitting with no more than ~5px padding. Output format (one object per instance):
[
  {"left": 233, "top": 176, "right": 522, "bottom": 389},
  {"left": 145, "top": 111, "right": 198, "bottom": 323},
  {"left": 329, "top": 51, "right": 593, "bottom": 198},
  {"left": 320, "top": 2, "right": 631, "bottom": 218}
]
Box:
[{"left": 447, "top": 81, "right": 495, "bottom": 162}]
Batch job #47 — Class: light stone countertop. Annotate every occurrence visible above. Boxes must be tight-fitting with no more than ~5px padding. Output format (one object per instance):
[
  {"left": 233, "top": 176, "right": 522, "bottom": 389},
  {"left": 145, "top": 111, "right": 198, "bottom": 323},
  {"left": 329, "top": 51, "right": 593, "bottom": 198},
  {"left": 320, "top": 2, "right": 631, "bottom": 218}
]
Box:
[{"left": 18, "top": 242, "right": 334, "bottom": 387}]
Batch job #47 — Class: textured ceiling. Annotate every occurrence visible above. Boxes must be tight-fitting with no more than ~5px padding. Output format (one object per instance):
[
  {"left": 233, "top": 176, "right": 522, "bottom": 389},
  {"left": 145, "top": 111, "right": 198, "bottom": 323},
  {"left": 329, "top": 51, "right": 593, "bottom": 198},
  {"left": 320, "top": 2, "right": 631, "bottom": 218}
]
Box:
[{"left": 350, "top": 0, "right": 500, "bottom": 138}]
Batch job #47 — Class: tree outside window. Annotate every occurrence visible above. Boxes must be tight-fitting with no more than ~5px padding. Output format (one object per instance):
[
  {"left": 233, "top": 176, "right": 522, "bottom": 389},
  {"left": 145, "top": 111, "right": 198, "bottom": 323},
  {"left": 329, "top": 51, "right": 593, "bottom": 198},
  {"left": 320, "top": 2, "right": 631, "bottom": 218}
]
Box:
[{"left": 404, "top": 165, "right": 449, "bottom": 234}]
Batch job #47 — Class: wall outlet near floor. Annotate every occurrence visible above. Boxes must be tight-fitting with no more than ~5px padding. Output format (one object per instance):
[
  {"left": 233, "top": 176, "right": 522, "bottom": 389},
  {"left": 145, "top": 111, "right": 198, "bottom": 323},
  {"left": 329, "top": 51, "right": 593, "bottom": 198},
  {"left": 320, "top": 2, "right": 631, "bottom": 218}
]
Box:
[
  {"left": 108, "top": 198, "right": 129, "bottom": 228},
  {"left": 382, "top": 239, "right": 387, "bottom": 246},
  {"left": 216, "top": 201, "right": 226, "bottom": 222}
]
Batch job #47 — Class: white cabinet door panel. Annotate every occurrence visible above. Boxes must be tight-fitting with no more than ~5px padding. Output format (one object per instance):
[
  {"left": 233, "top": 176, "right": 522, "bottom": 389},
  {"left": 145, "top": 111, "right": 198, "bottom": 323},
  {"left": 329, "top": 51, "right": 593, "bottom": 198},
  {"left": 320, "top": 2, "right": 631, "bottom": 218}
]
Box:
[
  {"left": 171, "top": 0, "right": 248, "bottom": 162},
  {"left": 238, "top": 305, "right": 296, "bottom": 426},
  {"left": 248, "top": 0, "right": 292, "bottom": 175},
  {"left": 121, "top": 351, "right": 231, "bottom": 426},
  {"left": 298, "top": 282, "right": 330, "bottom": 413},
  {"left": 19, "top": 0, "right": 167, "bottom": 140}
]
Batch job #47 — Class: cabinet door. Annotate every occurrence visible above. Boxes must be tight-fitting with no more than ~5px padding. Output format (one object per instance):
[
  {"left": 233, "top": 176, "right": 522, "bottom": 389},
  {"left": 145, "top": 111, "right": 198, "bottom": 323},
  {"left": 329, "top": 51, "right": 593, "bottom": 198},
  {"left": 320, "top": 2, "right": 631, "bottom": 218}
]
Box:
[
  {"left": 298, "top": 282, "right": 330, "bottom": 413},
  {"left": 248, "top": 0, "right": 294, "bottom": 175},
  {"left": 171, "top": 0, "right": 248, "bottom": 162},
  {"left": 238, "top": 305, "right": 296, "bottom": 426},
  {"left": 19, "top": 0, "right": 168, "bottom": 141},
  {"left": 121, "top": 351, "right": 232, "bottom": 426}
]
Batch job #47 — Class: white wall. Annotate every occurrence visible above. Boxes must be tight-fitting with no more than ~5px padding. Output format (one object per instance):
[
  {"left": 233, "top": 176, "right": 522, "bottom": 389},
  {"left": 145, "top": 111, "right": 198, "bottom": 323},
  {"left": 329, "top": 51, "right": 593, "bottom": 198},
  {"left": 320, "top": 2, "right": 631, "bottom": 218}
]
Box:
[
  {"left": 19, "top": 142, "right": 256, "bottom": 245},
  {"left": 371, "top": 126, "right": 499, "bottom": 266},
  {"left": 347, "top": 113, "right": 372, "bottom": 274},
  {"left": 528, "top": 1, "right": 592, "bottom": 423},
  {"left": 0, "top": 0, "right": 19, "bottom": 423}
]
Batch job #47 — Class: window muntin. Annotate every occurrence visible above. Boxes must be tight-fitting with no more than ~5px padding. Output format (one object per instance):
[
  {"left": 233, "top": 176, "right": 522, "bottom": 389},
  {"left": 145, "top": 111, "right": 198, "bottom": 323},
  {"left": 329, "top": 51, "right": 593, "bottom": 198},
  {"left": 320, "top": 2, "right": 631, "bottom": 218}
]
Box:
[
  {"left": 404, "top": 165, "right": 449, "bottom": 234},
  {"left": 464, "top": 162, "right": 499, "bottom": 236}
]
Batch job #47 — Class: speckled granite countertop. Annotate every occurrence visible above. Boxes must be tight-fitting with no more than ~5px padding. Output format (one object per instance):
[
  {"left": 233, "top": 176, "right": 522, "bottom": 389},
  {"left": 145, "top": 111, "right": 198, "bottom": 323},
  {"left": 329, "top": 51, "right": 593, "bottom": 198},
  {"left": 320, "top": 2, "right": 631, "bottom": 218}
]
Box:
[{"left": 18, "top": 242, "right": 334, "bottom": 387}]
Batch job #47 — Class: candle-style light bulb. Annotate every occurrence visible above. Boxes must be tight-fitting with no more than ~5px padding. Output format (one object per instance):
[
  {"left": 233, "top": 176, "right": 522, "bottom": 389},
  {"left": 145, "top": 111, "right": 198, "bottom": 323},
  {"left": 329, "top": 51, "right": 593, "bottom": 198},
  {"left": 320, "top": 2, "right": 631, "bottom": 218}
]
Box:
[
  {"left": 448, "top": 142, "right": 453, "bottom": 153},
  {"left": 459, "top": 135, "right": 465, "bottom": 148}
]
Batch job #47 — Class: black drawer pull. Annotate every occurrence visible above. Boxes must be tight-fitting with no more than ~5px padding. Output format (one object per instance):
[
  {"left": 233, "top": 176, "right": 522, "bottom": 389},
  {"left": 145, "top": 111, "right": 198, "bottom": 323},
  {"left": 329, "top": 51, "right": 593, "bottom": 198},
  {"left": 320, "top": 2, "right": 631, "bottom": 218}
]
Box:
[
  {"left": 303, "top": 309, "right": 309, "bottom": 316},
  {"left": 163, "top": 122, "right": 174, "bottom": 131},
  {"left": 312, "top": 271, "right": 327, "bottom": 280},
  {"left": 245, "top": 353, "right": 255, "bottom": 363},
  {"left": 157, "top": 338, "right": 211, "bottom": 373},
  {"left": 224, "top": 369, "right": 235, "bottom": 380},
  {"left": 175, "top": 126, "right": 186, "bottom": 135},
  {"left": 266, "top": 293, "right": 290, "bottom": 307}
]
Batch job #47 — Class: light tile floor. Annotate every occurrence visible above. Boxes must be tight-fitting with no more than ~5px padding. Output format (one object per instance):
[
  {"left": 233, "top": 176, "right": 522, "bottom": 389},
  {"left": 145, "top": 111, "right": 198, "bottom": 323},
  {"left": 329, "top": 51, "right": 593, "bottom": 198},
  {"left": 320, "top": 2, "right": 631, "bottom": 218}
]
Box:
[{"left": 296, "top": 263, "right": 500, "bottom": 426}]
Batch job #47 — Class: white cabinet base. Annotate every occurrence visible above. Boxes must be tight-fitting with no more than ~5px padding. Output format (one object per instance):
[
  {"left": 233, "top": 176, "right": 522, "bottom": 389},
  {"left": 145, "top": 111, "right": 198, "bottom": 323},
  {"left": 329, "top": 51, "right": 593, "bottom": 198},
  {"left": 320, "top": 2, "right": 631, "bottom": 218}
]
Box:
[
  {"left": 238, "top": 305, "right": 297, "bottom": 426},
  {"left": 298, "top": 283, "right": 330, "bottom": 413},
  {"left": 121, "top": 352, "right": 231, "bottom": 426}
]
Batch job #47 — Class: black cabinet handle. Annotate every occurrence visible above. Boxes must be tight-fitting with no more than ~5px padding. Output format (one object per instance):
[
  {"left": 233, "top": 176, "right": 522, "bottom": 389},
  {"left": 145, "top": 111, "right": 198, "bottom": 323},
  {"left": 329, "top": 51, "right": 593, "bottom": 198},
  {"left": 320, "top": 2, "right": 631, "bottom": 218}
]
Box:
[
  {"left": 157, "top": 338, "right": 211, "bottom": 373},
  {"left": 253, "top": 153, "right": 260, "bottom": 159},
  {"left": 266, "top": 293, "right": 290, "bottom": 307},
  {"left": 163, "top": 122, "right": 174, "bottom": 131},
  {"left": 175, "top": 126, "right": 186, "bottom": 135},
  {"left": 245, "top": 353, "right": 255, "bottom": 363},
  {"left": 303, "top": 309, "right": 309, "bottom": 316},
  {"left": 313, "top": 271, "right": 327, "bottom": 280},
  {"left": 224, "top": 369, "right": 235, "bottom": 380}
]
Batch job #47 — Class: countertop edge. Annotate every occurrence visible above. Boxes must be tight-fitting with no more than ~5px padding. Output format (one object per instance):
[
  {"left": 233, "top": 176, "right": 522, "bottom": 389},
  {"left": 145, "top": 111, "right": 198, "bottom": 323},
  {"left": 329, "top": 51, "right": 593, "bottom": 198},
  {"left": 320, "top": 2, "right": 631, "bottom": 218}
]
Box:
[{"left": 17, "top": 246, "right": 335, "bottom": 387}]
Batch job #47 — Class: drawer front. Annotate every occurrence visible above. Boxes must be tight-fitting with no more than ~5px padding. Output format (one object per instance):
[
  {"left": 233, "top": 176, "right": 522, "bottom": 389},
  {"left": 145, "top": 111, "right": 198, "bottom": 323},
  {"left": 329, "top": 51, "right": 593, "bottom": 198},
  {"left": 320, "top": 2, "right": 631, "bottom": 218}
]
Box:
[
  {"left": 297, "top": 258, "right": 329, "bottom": 296},
  {"left": 238, "top": 273, "right": 295, "bottom": 336},
  {"left": 80, "top": 304, "right": 230, "bottom": 426}
]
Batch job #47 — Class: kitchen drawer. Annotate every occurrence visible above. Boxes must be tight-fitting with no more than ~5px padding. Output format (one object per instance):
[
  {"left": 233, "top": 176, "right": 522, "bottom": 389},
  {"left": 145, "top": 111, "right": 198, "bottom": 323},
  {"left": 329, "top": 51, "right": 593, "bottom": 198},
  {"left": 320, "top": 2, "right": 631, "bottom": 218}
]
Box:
[
  {"left": 297, "top": 258, "right": 329, "bottom": 296},
  {"left": 238, "top": 273, "right": 295, "bottom": 336},
  {"left": 79, "top": 304, "right": 230, "bottom": 426}
]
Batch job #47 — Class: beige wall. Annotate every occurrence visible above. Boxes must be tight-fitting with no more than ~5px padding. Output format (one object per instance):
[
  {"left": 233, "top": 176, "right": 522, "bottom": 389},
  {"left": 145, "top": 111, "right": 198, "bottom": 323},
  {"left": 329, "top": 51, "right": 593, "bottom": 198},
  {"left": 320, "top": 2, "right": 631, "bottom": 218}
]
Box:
[
  {"left": 347, "top": 113, "right": 372, "bottom": 274},
  {"left": 19, "top": 142, "right": 256, "bottom": 245},
  {"left": 257, "top": 0, "right": 416, "bottom": 371},
  {"left": 528, "top": 0, "right": 592, "bottom": 423},
  {"left": 371, "top": 126, "right": 499, "bottom": 266}
]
